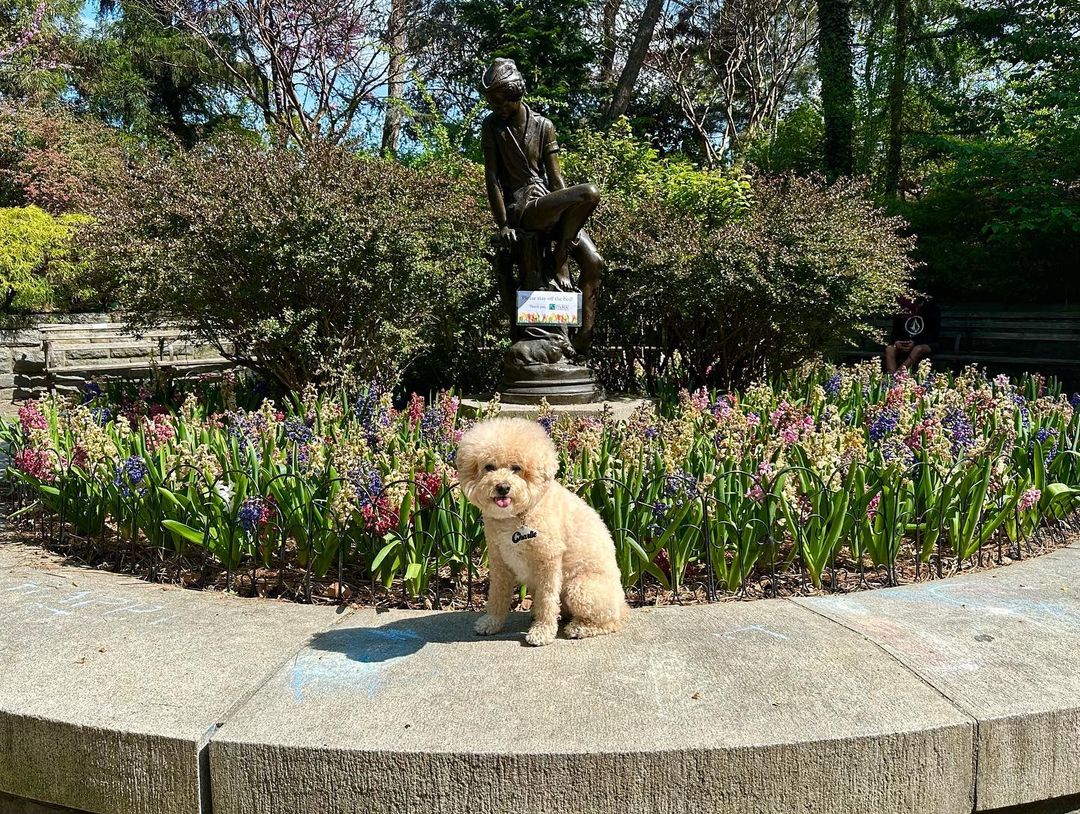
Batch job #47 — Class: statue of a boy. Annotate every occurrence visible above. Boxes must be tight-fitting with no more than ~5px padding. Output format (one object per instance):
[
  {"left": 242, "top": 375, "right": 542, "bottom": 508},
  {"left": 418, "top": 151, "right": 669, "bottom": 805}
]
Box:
[{"left": 480, "top": 57, "right": 607, "bottom": 357}]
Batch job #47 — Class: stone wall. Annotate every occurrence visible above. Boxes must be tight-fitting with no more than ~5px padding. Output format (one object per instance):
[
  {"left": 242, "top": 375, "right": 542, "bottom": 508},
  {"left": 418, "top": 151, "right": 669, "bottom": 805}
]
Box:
[{"left": 0, "top": 313, "right": 229, "bottom": 405}]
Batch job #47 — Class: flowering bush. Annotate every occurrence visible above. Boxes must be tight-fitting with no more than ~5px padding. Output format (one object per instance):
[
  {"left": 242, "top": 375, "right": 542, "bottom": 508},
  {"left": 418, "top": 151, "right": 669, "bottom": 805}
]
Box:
[
  {"left": 83, "top": 137, "right": 499, "bottom": 391},
  {"left": 0, "top": 103, "right": 125, "bottom": 214},
  {"left": 3, "top": 362, "right": 1079, "bottom": 602}
]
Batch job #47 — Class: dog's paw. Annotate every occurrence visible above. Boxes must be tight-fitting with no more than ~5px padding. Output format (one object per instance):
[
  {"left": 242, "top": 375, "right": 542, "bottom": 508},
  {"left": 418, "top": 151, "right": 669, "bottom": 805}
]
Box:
[
  {"left": 524, "top": 624, "right": 557, "bottom": 647},
  {"left": 474, "top": 614, "right": 506, "bottom": 636}
]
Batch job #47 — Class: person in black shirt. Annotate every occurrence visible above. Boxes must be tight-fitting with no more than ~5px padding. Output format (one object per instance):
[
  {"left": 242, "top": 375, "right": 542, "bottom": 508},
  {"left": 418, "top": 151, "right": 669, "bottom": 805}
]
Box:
[{"left": 884, "top": 295, "right": 940, "bottom": 373}]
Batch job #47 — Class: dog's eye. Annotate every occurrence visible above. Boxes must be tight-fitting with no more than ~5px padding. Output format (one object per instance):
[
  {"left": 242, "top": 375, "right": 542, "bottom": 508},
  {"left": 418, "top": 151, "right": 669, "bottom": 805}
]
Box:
[
  {"left": 484, "top": 463, "right": 496, "bottom": 472},
  {"left": 511, "top": 465, "right": 522, "bottom": 473}
]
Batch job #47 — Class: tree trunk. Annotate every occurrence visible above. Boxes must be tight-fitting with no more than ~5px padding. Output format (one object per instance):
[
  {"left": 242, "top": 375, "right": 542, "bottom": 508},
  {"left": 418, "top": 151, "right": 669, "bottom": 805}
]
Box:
[
  {"left": 605, "top": 0, "right": 664, "bottom": 121},
  {"left": 817, "top": 0, "right": 854, "bottom": 179},
  {"left": 381, "top": 0, "right": 409, "bottom": 155},
  {"left": 599, "top": 0, "right": 622, "bottom": 86},
  {"left": 884, "top": 0, "right": 908, "bottom": 194}
]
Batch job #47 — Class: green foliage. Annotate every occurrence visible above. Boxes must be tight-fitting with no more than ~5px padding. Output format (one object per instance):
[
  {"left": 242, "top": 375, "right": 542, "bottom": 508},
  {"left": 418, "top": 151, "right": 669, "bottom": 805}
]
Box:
[
  {"left": 0, "top": 205, "right": 93, "bottom": 312},
  {"left": 419, "top": 0, "right": 597, "bottom": 133},
  {"left": 83, "top": 137, "right": 497, "bottom": 391},
  {"left": 744, "top": 102, "right": 825, "bottom": 175},
  {"left": 564, "top": 118, "right": 753, "bottom": 228},
  {"left": 589, "top": 174, "right": 915, "bottom": 390},
  {"left": 845, "top": 0, "right": 1079, "bottom": 301}
]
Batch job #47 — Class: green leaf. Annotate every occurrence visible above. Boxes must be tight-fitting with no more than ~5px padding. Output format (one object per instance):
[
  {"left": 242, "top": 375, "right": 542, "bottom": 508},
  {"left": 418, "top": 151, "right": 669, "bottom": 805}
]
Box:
[{"left": 161, "top": 519, "right": 207, "bottom": 546}]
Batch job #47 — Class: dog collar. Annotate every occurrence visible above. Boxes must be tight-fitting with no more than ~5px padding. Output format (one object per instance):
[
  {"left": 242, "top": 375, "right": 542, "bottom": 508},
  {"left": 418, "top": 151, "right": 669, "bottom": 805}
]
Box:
[{"left": 512, "top": 513, "right": 538, "bottom": 544}]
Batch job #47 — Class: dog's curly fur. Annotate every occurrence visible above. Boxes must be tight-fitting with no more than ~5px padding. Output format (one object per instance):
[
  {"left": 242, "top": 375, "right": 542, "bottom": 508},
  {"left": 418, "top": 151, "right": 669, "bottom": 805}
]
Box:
[{"left": 456, "top": 417, "right": 629, "bottom": 646}]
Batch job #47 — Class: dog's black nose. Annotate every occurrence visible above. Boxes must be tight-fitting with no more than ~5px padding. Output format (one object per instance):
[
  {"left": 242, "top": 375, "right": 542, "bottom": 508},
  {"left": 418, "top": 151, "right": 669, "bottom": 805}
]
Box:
[{"left": 495, "top": 482, "right": 511, "bottom": 496}]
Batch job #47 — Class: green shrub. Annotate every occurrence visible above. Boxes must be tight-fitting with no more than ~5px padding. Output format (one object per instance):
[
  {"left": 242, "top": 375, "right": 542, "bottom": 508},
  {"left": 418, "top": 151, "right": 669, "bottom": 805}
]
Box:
[
  {"left": 0, "top": 205, "right": 92, "bottom": 313},
  {"left": 588, "top": 173, "right": 916, "bottom": 390},
  {"left": 744, "top": 102, "right": 826, "bottom": 176},
  {"left": 84, "top": 137, "right": 496, "bottom": 391},
  {"left": 564, "top": 118, "right": 753, "bottom": 227},
  {"left": 0, "top": 103, "right": 126, "bottom": 214}
]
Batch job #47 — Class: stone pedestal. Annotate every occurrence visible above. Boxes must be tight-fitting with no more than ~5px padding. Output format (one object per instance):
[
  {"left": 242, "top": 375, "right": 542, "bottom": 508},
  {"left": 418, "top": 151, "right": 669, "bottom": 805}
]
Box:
[
  {"left": 498, "top": 359, "right": 601, "bottom": 404},
  {"left": 460, "top": 395, "right": 652, "bottom": 421},
  {"left": 496, "top": 228, "right": 601, "bottom": 404}
]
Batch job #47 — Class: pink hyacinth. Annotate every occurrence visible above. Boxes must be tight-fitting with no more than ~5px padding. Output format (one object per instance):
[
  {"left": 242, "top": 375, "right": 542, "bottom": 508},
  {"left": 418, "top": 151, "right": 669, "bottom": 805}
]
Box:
[
  {"left": 406, "top": 393, "right": 425, "bottom": 427},
  {"left": 1018, "top": 488, "right": 1041, "bottom": 512},
  {"left": 690, "top": 387, "right": 709, "bottom": 412},
  {"left": 746, "top": 412, "right": 761, "bottom": 428},
  {"left": 416, "top": 470, "right": 443, "bottom": 508},
  {"left": 15, "top": 447, "right": 55, "bottom": 482},
  {"left": 769, "top": 402, "right": 789, "bottom": 428},
  {"left": 18, "top": 401, "right": 48, "bottom": 434},
  {"left": 145, "top": 414, "right": 176, "bottom": 453},
  {"left": 867, "top": 493, "right": 882, "bottom": 522},
  {"left": 362, "top": 496, "right": 397, "bottom": 535}
]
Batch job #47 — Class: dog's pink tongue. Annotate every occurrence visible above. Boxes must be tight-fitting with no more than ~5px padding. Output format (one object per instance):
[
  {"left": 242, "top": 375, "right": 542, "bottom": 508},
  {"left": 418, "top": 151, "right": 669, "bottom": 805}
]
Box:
[{"left": 494, "top": 496, "right": 511, "bottom": 508}]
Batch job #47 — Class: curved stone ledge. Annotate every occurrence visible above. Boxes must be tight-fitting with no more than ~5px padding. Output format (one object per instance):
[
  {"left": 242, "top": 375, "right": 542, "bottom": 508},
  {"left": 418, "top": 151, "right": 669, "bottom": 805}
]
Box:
[{"left": 0, "top": 543, "right": 1078, "bottom": 814}]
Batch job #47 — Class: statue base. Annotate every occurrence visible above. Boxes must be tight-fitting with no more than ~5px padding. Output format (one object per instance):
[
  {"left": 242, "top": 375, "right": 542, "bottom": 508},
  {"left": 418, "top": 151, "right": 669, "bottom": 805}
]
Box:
[
  {"left": 499, "top": 360, "right": 602, "bottom": 405},
  {"left": 461, "top": 395, "right": 653, "bottom": 421}
]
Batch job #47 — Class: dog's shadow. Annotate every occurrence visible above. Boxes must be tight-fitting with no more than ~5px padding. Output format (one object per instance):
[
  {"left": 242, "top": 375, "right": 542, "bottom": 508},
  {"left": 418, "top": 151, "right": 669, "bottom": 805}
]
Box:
[{"left": 309, "top": 611, "right": 536, "bottom": 664}]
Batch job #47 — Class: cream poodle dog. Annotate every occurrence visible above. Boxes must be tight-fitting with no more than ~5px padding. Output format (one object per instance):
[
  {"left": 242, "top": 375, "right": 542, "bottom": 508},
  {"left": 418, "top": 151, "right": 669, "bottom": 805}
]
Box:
[{"left": 456, "top": 417, "right": 629, "bottom": 646}]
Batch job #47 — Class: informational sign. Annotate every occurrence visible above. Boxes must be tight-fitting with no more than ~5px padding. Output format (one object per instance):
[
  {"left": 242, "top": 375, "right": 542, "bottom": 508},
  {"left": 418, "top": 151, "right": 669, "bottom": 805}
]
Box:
[{"left": 515, "top": 290, "right": 582, "bottom": 327}]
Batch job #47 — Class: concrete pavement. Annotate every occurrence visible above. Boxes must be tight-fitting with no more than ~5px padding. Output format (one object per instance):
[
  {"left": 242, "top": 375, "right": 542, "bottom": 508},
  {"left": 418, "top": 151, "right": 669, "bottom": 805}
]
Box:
[{"left": 0, "top": 541, "right": 1078, "bottom": 814}]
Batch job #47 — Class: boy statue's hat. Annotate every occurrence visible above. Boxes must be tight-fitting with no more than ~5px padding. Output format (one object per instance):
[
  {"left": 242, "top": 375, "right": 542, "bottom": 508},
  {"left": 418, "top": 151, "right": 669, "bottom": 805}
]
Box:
[{"left": 481, "top": 58, "right": 524, "bottom": 93}]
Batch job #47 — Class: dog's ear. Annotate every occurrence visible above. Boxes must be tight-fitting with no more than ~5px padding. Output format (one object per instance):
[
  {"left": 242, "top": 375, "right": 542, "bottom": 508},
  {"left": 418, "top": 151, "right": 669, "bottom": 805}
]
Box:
[
  {"left": 536, "top": 439, "right": 560, "bottom": 484},
  {"left": 454, "top": 430, "right": 480, "bottom": 485}
]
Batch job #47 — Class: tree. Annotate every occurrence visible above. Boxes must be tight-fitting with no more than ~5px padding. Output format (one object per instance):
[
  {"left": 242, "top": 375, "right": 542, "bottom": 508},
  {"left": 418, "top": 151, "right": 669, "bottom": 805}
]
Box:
[
  {"left": 605, "top": 0, "right": 663, "bottom": 120},
  {"left": 649, "top": 0, "right": 817, "bottom": 165},
  {"left": 597, "top": 0, "right": 622, "bottom": 87},
  {"left": 149, "top": 0, "right": 392, "bottom": 144},
  {"left": 882, "top": 0, "right": 907, "bottom": 193},
  {"left": 75, "top": 0, "right": 239, "bottom": 146},
  {"left": 0, "top": 0, "right": 81, "bottom": 102},
  {"left": 380, "top": 0, "right": 410, "bottom": 154},
  {"left": 411, "top": 0, "right": 595, "bottom": 134},
  {"left": 818, "top": 0, "right": 854, "bottom": 178}
]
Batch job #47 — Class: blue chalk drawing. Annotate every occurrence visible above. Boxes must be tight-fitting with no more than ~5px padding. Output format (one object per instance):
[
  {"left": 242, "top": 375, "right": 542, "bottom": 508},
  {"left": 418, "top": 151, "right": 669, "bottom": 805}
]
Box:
[{"left": 288, "top": 627, "right": 427, "bottom": 703}]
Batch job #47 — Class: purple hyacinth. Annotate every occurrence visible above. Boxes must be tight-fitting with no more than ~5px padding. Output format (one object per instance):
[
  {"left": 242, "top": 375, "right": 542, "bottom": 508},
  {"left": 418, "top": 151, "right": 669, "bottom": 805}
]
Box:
[
  {"left": 422, "top": 405, "right": 446, "bottom": 439},
  {"left": 348, "top": 466, "right": 384, "bottom": 508},
  {"left": 881, "top": 437, "right": 916, "bottom": 470},
  {"left": 283, "top": 417, "right": 314, "bottom": 444},
  {"left": 824, "top": 373, "right": 842, "bottom": 397},
  {"left": 238, "top": 497, "right": 265, "bottom": 534},
  {"left": 1070, "top": 393, "right": 1080, "bottom": 410},
  {"left": 869, "top": 409, "right": 900, "bottom": 443},
  {"left": 113, "top": 455, "right": 149, "bottom": 497},
  {"left": 81, "top": 381, "right": 103, "bottom": 404},
  {"left": 1030, "top": 428, "right": 1059, "bottom": 466},
  {"left": 664, "top": 470, "right": 698, "bottom": 507},
  {"left": 647, "top": 501, "right": 671, "bottom": 536},
  {"left": 942, "top": 409, "right": 975, "bottom": 455}
]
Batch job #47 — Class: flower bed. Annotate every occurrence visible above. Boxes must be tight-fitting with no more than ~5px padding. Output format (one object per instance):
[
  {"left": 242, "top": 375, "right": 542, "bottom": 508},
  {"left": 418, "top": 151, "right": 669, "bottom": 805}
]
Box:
[{"left": 2, "top": 363, "right": 1079, "bottom": 605}]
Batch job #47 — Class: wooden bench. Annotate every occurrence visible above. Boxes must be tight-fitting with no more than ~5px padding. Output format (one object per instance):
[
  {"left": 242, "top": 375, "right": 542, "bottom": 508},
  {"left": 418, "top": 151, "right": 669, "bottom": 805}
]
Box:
[
  {"left": 39, "top": 322, "right": 234, "bottom": 392},
  {"left": 837, "top": 305, "right": 1080, "bottom": 387}
]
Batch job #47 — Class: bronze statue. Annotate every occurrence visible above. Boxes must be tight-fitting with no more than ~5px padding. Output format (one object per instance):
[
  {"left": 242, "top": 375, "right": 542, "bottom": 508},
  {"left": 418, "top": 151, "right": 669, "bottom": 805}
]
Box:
[{"left": 480, "top": 57, "right": 608, "bottom": 403}]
